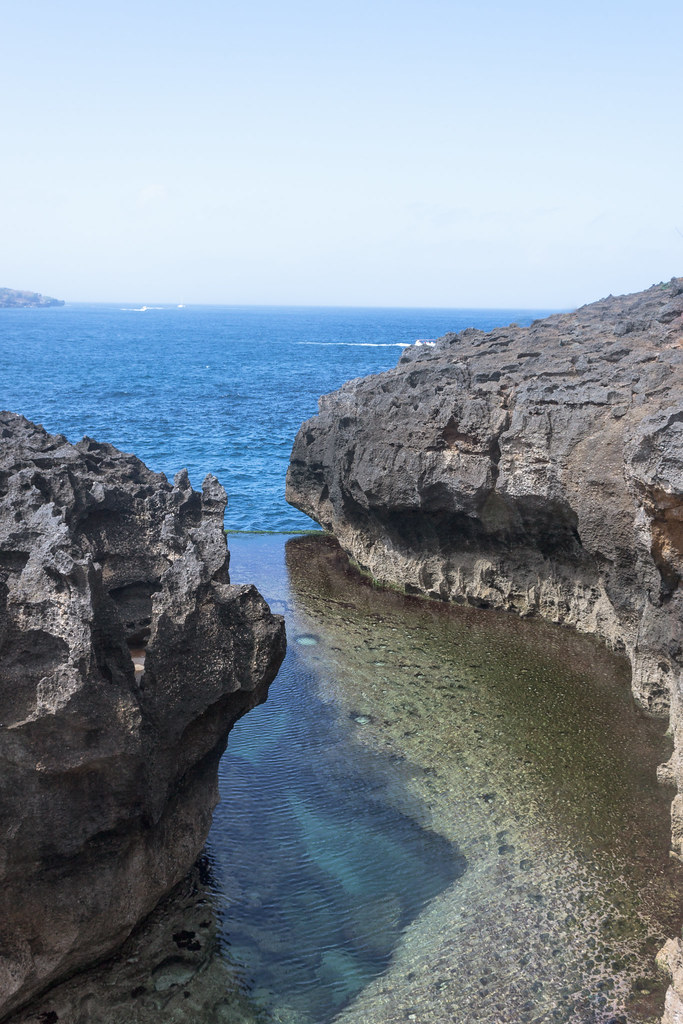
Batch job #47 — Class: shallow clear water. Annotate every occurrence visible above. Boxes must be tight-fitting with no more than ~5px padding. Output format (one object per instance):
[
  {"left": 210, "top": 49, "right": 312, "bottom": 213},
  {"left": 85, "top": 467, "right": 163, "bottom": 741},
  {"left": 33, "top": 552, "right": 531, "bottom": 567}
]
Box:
[
  {"left": 211, "top": 551, "right": 465, "bottom": 1023},
  {"left": 222, "top": 536, "right": 683, "bottom": 1024}
]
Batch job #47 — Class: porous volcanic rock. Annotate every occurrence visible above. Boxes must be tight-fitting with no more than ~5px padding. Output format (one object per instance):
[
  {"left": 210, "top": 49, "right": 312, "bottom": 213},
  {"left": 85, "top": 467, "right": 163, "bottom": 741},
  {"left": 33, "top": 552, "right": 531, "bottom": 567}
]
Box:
[
  {"left": 0, "top": 413, "right": 285, "bottom": 1020},
  {"left": 287, "top": 279, "right": 683, "bottom": 1012}
]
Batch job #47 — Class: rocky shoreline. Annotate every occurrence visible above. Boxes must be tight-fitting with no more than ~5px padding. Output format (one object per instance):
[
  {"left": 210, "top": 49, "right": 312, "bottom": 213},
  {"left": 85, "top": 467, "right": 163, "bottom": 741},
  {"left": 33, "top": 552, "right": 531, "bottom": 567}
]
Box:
[
  {"left": 0, "top": 413, "right": 285, "bottom": 1020},
  {"left": 286, "top": 279, "right": 683, "bottom": 1019}
]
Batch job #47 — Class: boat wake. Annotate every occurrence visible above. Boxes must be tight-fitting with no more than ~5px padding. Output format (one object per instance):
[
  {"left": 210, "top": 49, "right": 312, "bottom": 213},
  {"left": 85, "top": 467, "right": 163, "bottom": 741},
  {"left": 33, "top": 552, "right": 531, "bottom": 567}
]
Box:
[{"left": 120, "top": 306, "right": 166, "bottom": 312}]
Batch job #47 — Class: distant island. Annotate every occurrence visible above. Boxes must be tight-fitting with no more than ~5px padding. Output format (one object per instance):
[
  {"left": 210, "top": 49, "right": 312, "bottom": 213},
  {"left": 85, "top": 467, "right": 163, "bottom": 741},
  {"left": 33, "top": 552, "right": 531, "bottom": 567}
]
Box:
[{"left": 0, "top": 287, "right": 64, "bottom": 308}]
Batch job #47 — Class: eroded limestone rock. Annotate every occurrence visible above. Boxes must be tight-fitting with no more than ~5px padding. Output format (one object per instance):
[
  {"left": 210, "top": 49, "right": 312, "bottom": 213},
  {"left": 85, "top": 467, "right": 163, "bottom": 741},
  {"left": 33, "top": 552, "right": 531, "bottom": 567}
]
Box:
[
  {"left": 286, "top": 279, "right": 683, "bottom": 1017},
  {"left": 0, "top": 413, "right": 285, "bottom": 1020}
]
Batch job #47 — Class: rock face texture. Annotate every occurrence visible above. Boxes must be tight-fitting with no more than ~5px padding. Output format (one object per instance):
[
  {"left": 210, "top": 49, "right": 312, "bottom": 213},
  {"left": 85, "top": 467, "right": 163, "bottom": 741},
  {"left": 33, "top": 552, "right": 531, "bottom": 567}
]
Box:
[
  {"left": 287, "top": 279, "right": 683, "bottom": 1007},
  {"left": 0, "top": 413, "right": 285, "bottom": 1020}
]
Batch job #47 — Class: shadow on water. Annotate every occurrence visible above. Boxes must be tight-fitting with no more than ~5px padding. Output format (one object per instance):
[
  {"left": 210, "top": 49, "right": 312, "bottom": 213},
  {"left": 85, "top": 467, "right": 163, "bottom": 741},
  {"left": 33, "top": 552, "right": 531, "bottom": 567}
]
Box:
[{"left": 210, "top": 641, "right": 466, "bottom": 1024}]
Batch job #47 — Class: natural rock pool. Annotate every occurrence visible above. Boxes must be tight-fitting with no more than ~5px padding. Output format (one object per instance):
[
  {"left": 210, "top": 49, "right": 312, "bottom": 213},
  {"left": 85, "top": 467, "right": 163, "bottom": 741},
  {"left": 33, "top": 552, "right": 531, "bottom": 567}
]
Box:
[{"left": 12, "top": 534, "right": 683, "bottom": 1024}]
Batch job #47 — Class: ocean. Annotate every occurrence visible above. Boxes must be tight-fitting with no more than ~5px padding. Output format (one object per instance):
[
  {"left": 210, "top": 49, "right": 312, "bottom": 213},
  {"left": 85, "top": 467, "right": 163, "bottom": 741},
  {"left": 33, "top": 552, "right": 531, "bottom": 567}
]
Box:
[
  {"left": 0, "top": 302, "right": 554, "bottom": 530},
  {"left": 3, "top": 303, "right": 681, "bottom": 1024}
]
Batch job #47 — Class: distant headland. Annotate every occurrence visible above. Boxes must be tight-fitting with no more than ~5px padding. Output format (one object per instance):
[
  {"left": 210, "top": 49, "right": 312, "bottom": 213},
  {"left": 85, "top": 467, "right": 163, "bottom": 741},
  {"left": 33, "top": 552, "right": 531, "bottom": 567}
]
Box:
[{"left": 0, "top": 287, "right": 64, "bottom": 308}]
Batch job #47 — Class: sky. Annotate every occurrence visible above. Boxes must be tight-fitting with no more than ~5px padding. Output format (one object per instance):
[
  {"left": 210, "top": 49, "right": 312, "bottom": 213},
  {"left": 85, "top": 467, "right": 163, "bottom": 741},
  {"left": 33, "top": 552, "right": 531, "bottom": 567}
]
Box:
[{"left": 1, "top": 0, "right": 682, "bottom": 308}]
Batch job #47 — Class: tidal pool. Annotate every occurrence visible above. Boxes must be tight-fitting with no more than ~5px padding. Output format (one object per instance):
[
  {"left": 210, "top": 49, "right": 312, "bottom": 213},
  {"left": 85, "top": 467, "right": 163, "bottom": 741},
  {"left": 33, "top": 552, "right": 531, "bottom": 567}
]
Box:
[
  {"left": 222, "top": 534, "right": 683, "bottom": 1024},
  {"left": 12, "top": 534, "right": 683, "bottom": 1024}
]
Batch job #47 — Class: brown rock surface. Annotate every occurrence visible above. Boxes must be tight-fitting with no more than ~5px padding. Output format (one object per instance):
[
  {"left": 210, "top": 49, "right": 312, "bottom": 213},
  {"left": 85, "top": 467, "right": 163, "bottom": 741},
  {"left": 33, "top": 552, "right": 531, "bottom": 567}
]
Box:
[
  {"left": 286, "top": 278, "right": 683, "bottom": 1016},
  {"left": 0, "top": 413, "right": 285, "bottom": 1020}
]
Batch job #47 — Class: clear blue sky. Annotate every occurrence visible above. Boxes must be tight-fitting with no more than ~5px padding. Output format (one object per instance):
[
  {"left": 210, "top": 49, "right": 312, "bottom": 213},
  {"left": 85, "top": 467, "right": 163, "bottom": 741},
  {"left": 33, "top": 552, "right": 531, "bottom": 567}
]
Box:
[{"left": 1, "top": 0, "right": 681, "bottom": 307}]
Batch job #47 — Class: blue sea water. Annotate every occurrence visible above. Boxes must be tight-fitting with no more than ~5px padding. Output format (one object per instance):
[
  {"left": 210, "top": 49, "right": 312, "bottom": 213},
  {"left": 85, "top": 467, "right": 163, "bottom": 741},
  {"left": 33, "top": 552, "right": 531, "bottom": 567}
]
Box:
[{"left": 0, "top": 302, "right": 553, "bottom": 530}]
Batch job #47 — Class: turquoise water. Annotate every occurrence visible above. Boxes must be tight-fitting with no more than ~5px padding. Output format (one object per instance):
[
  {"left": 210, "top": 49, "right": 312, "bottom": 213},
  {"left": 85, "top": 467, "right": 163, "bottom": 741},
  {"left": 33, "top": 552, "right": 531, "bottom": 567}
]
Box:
[
  {"left": 0, "top": 302, "right": 552, "bottom": 530},
  {"left": 211, "top": 536, "right": 465, "bottom": 1022}
]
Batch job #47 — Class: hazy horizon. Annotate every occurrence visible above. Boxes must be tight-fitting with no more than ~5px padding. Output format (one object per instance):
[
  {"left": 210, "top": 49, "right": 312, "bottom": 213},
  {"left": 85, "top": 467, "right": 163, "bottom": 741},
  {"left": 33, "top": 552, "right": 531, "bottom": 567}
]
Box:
[
  {"left": 13, "top": 297, "right": 569, "bottom": 311},
  {"left": 2, "top": 0, "right": 681, "bottom": 309}
]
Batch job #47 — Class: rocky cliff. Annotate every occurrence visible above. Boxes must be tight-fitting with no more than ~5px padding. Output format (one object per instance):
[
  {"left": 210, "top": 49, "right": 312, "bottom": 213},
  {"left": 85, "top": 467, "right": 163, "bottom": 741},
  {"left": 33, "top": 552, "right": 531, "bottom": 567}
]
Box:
[
  {"left": 287, "top": 279, "right": 683, "bottom": 1013},
  {"left": 0, "top": 413, "right": 285, "bottom": 1020}
]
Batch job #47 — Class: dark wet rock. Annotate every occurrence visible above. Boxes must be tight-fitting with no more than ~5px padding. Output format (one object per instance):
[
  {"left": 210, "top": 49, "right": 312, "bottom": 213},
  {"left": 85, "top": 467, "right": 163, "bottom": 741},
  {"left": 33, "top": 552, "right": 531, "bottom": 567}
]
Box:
[
  {"left": 0, "top": 413, "right": 285, "bottom": 1020},
  {"left": 286, "top": 279, "right": 683, "bottom": 1019},
  {"left": 4, "top": 860, "right": 264, "bottom": 1024}
]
